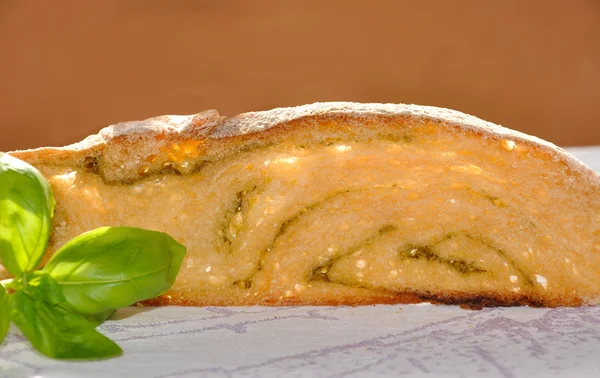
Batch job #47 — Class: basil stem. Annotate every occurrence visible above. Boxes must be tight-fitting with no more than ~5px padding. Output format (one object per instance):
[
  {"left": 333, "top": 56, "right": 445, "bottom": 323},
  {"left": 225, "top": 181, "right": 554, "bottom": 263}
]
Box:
[
  {"left": 43, "top": 226, "right": 186, "bottom": 315},
  {"left": 0, "top": 153, "right": 54, "bottom": 276}
]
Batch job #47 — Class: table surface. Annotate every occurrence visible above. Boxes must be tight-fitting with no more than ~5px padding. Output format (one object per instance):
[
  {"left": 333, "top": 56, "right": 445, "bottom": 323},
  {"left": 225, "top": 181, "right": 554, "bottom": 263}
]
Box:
[{"left": 1, "top": 146, "right": 599, "bottom": 378}]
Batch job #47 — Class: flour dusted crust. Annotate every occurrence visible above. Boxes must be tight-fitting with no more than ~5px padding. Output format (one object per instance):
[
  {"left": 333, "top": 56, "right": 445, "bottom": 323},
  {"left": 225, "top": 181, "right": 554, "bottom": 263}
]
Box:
[{"left": 7, "top": 102, "right": 600, "bottom": 308}]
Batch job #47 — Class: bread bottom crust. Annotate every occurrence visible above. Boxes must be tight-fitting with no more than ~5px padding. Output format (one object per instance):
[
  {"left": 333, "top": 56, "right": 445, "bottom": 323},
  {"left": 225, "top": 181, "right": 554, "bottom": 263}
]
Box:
[{"left": 141, "top": 290, "right": 582, "bottom": 309}]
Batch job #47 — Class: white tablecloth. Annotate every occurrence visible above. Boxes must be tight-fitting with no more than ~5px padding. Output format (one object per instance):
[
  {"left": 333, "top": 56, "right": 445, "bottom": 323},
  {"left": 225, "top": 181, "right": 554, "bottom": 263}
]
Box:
[{"left": 2, "top": 146, "right": 599, "bottom": 378}]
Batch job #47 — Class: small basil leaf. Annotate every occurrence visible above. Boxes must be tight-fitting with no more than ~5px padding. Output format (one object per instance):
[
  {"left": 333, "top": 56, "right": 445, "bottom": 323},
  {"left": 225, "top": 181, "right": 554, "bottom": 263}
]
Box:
[
  {"left": 10, "top": 290, "right": 122, "bottom": 359},
  {"left": 0, "top": 285, "right": 9, "bottom": 344},
  {"left": 25, "top": 271, "right": 66, "bottom": 305},
  {"left": 24, "top": 272, "right": 113, "bottom": 327},
  {"left": 44, "top": 226, "right": 186, "bottom": 315},
  {"left": 0, "top": 153, "right": 55, "bottom": 276}
]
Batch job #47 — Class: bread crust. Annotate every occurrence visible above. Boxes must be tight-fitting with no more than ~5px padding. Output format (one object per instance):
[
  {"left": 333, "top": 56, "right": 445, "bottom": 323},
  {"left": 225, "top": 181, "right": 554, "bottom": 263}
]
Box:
[{"left": 7, "top": 102, "right": 600, "bottom": 308}]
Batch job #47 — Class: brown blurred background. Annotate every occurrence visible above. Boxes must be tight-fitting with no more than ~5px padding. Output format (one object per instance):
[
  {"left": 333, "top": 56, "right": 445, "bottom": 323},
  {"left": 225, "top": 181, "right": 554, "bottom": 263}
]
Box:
[{"left": 0, "top": 0, "right": 599, "bottom": 151}]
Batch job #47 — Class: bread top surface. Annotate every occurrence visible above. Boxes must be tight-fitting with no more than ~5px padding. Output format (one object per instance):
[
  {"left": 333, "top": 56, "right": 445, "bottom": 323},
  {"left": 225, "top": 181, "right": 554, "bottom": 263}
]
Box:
[{"left": 9, "top": 102, "right": 598, "bottom": 186}]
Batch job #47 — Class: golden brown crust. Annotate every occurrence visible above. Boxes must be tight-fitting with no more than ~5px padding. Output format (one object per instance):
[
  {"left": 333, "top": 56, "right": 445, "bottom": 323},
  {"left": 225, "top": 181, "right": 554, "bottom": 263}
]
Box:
[
  {"left": 6, "top": 102, "right": 600, "bottom": 308},
  {"left": 10, "top": 102, "right": 599, "bottom": 186}
]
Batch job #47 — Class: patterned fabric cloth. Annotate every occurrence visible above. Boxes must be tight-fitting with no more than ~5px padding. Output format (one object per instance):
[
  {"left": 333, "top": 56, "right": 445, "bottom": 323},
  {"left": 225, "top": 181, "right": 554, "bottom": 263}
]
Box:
[{"left": 2, "top": 147, "right": 599, "bottom": 378}]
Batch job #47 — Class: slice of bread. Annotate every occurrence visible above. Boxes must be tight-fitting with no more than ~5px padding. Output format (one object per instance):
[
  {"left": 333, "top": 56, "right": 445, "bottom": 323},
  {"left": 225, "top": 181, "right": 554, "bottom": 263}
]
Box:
[{"left": 6, "top": 103, "right": 600, "bottom": 307}]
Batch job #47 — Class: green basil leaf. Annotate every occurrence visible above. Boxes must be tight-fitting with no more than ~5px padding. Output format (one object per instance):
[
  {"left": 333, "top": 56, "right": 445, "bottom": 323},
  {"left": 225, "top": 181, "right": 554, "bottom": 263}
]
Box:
[
  {"left": 43, "top": 226, "right": 186, "bottom": 315},
  {"left": 0, "top": 285, "right": 9, "bottom": 344},
  {"left": 0, "top": 153, "right": 55, "bottom": 276},
  {"left": 9, "top": 289, "right": 122, "bottom": 359}
]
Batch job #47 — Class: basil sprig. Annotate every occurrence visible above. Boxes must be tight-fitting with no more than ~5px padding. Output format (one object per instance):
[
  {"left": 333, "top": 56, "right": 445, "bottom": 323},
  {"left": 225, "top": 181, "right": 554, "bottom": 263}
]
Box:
[
  {"left": 0, "top": 153, "right": 186, "bottom": 360},
  {"left": 0, "top": 285, "right": 9, "bottom": 344}
]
